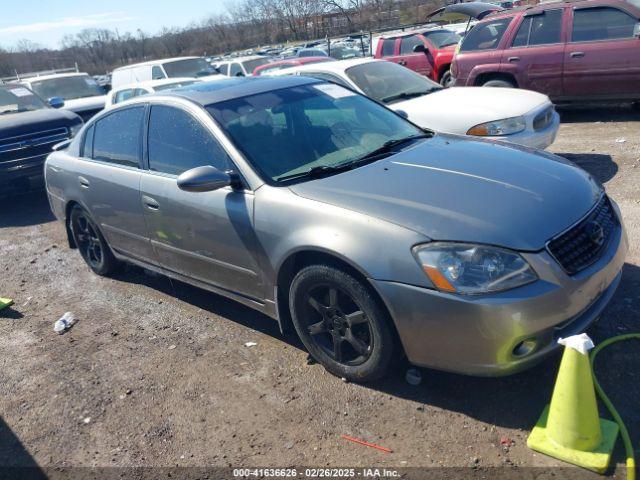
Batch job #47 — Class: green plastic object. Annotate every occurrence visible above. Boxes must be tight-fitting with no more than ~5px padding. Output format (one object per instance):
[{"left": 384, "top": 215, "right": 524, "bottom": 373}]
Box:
[{"left": 0, "top": 298, "right": 14, "bottom": 311}]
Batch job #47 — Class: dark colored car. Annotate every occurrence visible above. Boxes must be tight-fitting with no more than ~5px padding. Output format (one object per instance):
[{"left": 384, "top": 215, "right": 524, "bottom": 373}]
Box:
[
  {"left": 0, "top": 84, "right": 82, "bottom": 195},
  {"left": 452, "top": 0, "right": 640, "bottom": 102},
  {"left": 374, "top": 28, "right": 463, "bottom": 86},
  {"left": 253, "top": 57, "right": 334, "bottom": 76}
]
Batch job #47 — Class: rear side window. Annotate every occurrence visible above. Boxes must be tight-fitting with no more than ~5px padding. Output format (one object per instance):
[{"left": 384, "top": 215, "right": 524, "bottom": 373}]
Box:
[
  {"left": 400, "top": 35, "right": 424, "bottom": 54},
  {"left": 152, "top": 66, "right": 165, "bottom": 80},
  {"left": 92, "top": 106, "right": 144, "bottom": 168},
  {"left": 218, "top": 64, "right": 229, "bottom": 75},
  {"left": 460, "top": 17, "right": 513, "bottom": 51},
  {"left": 512, "top": 10, "right": 563, "bottom": 47},
  {"left": 147, "top": 105, "right": 232, "bottom": 176},
  {"left": 82, "top": 124, "right": 94, "bottom": 158},
  {"left": 114, "top": 89, "right": 134, "bottom": 104},
  {"left": 381, "top": 39, "right": 396, "bottom": 57},
  {"left": 572, "top": 7, "right": 637, "bottom": 42}
]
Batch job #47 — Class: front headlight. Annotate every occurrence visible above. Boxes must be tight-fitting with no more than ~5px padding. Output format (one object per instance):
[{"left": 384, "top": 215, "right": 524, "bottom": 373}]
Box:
[
  {"left": 412, "top": 243, "right": 537, "bottom": 294},
  {"left": 69, "top": 123, "right": 83, "bottom": 138},
  {"left": 467, "top": 116, "right": 526, "bottom": 136}
]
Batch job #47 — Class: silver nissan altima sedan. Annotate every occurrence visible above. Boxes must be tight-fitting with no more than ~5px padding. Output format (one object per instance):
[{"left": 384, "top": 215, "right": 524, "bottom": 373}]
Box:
[{"left": 44, "top": 77, "right": 628, "bottom": 382}]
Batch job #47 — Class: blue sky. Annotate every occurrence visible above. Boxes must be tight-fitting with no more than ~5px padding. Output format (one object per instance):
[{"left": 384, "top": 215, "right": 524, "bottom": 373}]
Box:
[{"left": 0, "top": 0, "right": 229, "bottom": 49}]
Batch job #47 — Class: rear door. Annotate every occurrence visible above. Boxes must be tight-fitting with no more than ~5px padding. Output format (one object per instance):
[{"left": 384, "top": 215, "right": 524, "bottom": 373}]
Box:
[
  {"left": 501, "top": 8, "right": 565, "bottom": 97},
  {"left": 139, "top": 103, "right": 263, "bottom": 299},
  {"left": 76, "top": 105, "right": 153, "bottom": 262},
  {"left": 563, "top": 5, "right": 640, "bottom": 98}
]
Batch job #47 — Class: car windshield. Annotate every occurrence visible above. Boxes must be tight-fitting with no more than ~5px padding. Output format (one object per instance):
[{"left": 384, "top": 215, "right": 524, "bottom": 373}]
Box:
[
  {"left": 345, "top": 61, "right": 442, "bottom": 104},
  {"left": 163, "top": 58, "right": 218, "bottom": 78},
  {"left": 0, "top": 86, "right": 47, "bottom": 114},
  {"left": 207, "top": 83, "right": 423, "bottom": 184},
  {"left": 422, "top": 29, "right": 462, "bottom": 48},
  {"left": 30, "top": 75, "right": 104, "bottom": 100},
  {"left": 154, "top": 80, "right": 198, "bottom": 91},
  {"left": 243, "top": 58, "right": 272, "bottom": 74}
]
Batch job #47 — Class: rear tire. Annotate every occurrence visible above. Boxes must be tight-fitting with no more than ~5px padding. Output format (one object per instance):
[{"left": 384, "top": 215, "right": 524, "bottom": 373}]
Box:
[
  {"left": 440, "top": 70, "right": 454, "bottom": 88},
  {"left": 69, "top": 205, "right": 118, "bottom": 276},
  {"left": 289, "top": 264, "right": 394, "bottom": 383},
  {"left": 482, "top": 78, "right": 516, "bottom": 88}
]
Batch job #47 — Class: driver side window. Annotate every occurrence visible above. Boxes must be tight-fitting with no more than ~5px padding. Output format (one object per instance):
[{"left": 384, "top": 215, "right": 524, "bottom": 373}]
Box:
[{"left": 147, "top": 105, "right": 233, "bottom": 176}]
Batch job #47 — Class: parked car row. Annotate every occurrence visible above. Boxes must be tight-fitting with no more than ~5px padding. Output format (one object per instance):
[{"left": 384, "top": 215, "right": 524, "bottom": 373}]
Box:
[{"left": 44, "top": 76, "right": 627, "bottom": 382}]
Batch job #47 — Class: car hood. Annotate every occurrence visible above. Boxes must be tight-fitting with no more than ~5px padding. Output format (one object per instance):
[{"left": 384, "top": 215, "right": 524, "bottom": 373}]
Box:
[
  {"left": 63, "top": 95, "right": 106, "bottom": 112},
  {"left": 289, "top": 135, "right": 602, "bottom": 251},
  {"left": 392, "top": 87, "right": 549, "bottom": 134},
  {"left": 0, "top": 108, "right": 81, "bottom": 139}
]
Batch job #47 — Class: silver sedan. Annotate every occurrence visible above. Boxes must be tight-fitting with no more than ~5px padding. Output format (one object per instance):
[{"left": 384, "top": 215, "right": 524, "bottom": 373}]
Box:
[{"left": 44, "top": 77, "right": 627, "bottom": 382}]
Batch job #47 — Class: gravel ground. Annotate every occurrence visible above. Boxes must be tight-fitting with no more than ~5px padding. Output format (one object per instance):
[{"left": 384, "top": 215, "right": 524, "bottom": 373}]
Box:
[{"left": 1, "top": 105, "right": 638, "bottom": 478}]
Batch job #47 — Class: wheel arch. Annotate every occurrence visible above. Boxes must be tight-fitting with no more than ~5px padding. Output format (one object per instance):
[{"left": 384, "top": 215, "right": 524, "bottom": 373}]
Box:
[
  {"left": 275, "top": 248, "right": 404, "bottom": 357},
  {"left": 475, "top": 71, "right": 518, "bottom": 87}
]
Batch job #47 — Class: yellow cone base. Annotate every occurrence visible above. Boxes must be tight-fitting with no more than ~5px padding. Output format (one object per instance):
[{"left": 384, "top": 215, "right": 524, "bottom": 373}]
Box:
[{"left": 527, "top": 405, "right": 619, "bottom": 473}]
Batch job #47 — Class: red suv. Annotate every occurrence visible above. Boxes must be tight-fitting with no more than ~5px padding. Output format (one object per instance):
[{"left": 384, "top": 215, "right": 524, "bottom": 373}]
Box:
[
  {"left": 374, "top": 28, "right": 463, "bottom": 85},
  {"left": 451, "top": 0, "right": 640, "bottom": 102}
]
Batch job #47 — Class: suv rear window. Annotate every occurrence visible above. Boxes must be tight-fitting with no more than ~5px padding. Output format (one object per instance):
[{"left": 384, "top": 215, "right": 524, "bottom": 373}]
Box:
[
  {"left": 460, "top": 17, "right": 513, "bottom": 52},
  {"left": 572, "top": 7, "right": 637, "bottom": 42},
  {"left": 512, "top": 10, "right": 563, "bottom": 47}
]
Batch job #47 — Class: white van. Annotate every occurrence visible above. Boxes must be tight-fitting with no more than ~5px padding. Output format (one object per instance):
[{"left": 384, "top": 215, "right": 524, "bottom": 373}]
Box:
[{"left": 111, "top": 57, "right": 223, "bottom": 89}]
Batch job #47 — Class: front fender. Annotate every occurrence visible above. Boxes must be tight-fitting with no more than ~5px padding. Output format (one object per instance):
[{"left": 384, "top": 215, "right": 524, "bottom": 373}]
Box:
[{"left": 254, "top": 186, "right": 434, "bottom": 296}]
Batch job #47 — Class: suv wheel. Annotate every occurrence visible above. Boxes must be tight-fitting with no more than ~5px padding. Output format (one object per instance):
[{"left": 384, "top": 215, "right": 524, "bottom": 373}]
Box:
[
  {"left": 440, "top": 70, "right": 454, "bottom": 88},
  {"left": 69, "top": 205, "right": 118, "bottom": 276},
  {"left": 482, "top": 78, "right": 516, "bottom": 88},
  {"left": 289, "top": 264, "right": 394, "bottom": 383}
]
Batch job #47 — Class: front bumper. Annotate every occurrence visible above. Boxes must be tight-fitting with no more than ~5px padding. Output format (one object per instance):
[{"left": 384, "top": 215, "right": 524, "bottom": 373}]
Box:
[
  {"left": 0, "top": 154, "right": 47, "bottom": 194},
  {"left": 372, "top": 209, "right": 628, "bottom": 376}
]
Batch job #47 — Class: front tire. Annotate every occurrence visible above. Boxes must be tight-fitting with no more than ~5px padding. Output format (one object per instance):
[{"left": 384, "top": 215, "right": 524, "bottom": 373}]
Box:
[
  {"left": 289, "top": 264, "right": 394, "bottom": 383},
  {"left": 69, "top": 205, "right": 118, "bottom": 276},
  {"left": 482, "top": 78, "right": 515, "bottom": 88}
]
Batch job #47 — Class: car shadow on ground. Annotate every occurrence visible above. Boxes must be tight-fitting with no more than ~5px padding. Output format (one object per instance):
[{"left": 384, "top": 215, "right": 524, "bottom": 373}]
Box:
[
  {"left": 556, "top": 103, "right": 639, "bottom": 124},
  {"left": 0, "top": 190, "right": 55, "bottom": 228},
  {"left": 556, "top": 153, "right": 618, "bottom": 185},
  {"left": 0, "top": 416, "right": 46, "bottom": 478}
]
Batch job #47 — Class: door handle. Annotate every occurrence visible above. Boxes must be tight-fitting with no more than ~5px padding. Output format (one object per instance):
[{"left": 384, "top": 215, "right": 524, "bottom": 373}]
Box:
[
  {"left": 398, "top": 60, "right": 407, "bottom": 66},
  {"left": 507, "top": 56, "right": 520, "bottom": 63},
  {"left": 142, "top": 195, "right": 160, "bottom": 210},
  {"left": 570, "top": 51, "right": 585, "bottom": 58},
  {"left": 78, "top": 176, "right": 90, "bottom": 188}
]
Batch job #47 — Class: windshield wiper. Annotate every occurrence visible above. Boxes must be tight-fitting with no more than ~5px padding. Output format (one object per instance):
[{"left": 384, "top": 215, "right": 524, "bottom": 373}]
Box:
[
  {"left": 382, "top": 90, "right": 435, "bottom": 103},
  {"left": 276, "top": 164, "right": 353, "bottom": 183},
  {"left": 349, "top": 133, "right": 433, "bottom": 165}
]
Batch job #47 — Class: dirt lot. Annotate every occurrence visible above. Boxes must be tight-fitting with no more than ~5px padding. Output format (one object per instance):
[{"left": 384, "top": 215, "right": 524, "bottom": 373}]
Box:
[{"left": 1, "top": 106, "right": 639, "bottom": 478}]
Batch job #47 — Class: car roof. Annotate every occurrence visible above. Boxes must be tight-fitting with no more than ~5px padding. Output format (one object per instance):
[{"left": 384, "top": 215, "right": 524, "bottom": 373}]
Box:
[
  {"left": 20, "top": 72, "right": 90, "bottom": 82},
  {"left": 113, "top": 57, "right": 201, "bottom": 71},
  {"left": 376, "top": 25, "right": 459, "bottom": 40},
  {"left": 163, "top": 76, "right": 320, "bottom": 106},
  {"left": 111, "top": 77, "right": 200, "bottom": 92},
  {"left": 219, "top": 55, "right": 267, "bottom": 64},
  {"left": 279, "top": 57, "right": 381, "bottom": 75},
  {"left": 485, "top": 0, "right": 640, "bottom": 18}
]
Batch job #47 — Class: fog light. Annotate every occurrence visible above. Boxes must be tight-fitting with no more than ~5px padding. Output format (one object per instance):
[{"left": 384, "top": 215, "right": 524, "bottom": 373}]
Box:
[{"left": 513, "top": 339, "right": 537, "bottom": 357}]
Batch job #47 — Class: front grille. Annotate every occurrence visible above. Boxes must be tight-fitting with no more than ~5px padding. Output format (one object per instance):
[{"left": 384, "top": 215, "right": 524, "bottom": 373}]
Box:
[
  {"left": 533, "top": 107, "right": 554, "bottom": 131},
  {"left": 0, "top": 127, "right": 70, "bottom": 163},
  {"left": 547, "top": 196, "right": 617, "bottom": 275}
]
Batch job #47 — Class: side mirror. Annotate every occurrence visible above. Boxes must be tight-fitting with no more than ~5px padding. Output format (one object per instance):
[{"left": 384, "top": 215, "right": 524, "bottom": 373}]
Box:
[
  {"left": 235, "top": 71, "right": 245, "bottom": 77},
  {"left": 177, "top": 166, "right": 231, "bottom": 192},
  {"left": 634, "top": 22, "right": 640, "bottom": 37},
  {"left": 48, "top": 97, "right": 65, "bottom": 109},
  {"left": 412, "top": 44, "right": 427, "bottom": 54},
  {"left": 395, "top": 110, "right": 409, "bottom": 119}
]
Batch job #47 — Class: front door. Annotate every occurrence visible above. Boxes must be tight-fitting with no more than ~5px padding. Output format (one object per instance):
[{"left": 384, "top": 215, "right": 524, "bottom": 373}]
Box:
[
  {"left": 77, "top": 105, "right": 153, "bottom": 262},
  {"left": 563, "top": 5, "right": 640, "bottom": 99},
  {"left": 501, "top": 9, "right": 565, "bottom": 97},
  {"left": 139, "top": 104, "right": 264, "bottom": 299},
  {"left": 398, "top": 35, "right": 434, "bottom": 78}
]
